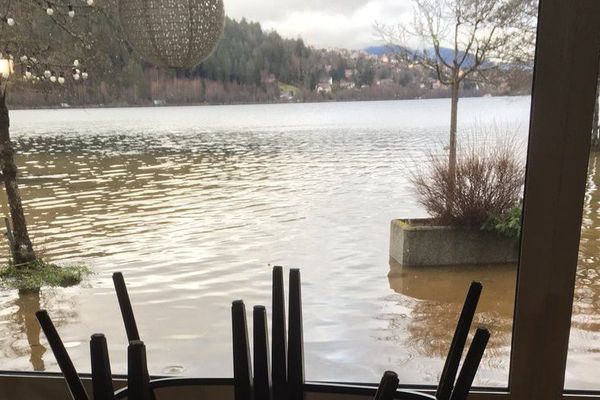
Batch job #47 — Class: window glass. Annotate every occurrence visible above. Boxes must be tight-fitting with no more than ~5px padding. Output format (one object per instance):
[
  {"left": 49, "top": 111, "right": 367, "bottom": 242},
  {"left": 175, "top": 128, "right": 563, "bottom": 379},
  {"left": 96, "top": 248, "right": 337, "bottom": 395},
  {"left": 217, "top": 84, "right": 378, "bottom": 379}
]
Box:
[
  {"left": 0, "top": 0, "right": 537, "bottom": 386},
  {"left": 566, "top": 65, "right": 600, "bottom": 390}
]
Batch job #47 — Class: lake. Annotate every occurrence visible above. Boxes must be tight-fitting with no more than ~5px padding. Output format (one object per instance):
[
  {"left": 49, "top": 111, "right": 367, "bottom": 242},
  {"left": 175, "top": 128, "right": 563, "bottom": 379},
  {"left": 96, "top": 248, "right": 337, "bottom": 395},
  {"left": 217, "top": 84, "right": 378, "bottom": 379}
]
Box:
[{"left": 0, "top": 97, "right": 596, "bottom": 388}]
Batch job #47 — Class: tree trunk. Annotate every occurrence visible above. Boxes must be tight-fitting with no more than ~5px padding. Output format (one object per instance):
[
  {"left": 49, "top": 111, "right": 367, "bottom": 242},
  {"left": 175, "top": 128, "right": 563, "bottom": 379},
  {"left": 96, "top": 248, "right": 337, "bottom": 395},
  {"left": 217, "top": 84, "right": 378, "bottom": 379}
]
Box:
[
  {"left": 446, "top": 74, "right": 460, "bottom": 215},
  {"left": 0, "top": 89, "right": 36, "bottom": 265},
  {"left": 449, "top": 76, "right": 460, "bottom": 177}
]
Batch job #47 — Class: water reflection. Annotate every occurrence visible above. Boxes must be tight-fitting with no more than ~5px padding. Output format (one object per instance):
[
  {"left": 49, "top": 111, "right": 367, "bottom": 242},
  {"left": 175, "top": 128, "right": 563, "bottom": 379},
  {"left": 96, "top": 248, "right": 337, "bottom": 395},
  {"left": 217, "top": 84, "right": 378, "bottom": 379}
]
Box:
[
  {"left": 0, "top": 292, "right": 46, "bottom": 371},
  {"left": 389, "top": 261, "right": 516, "bottom": 317},
  {"left": 573, "top": 154, "right": 600, "bottom": 330},
  {"left": 388, "top": 261, "right": 515, "bottom": 370},
  {"left": 16, "top": 293, "right": 46, "bottom": 371},
  {"left": 566, "top": 153, "right": 600, "bottom": 389}
]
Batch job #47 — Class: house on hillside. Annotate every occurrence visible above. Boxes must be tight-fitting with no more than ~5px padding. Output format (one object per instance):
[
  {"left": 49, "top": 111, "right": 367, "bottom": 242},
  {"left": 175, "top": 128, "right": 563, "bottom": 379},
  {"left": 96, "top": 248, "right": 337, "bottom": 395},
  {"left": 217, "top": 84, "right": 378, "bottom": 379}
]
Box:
[
  {"left": 316, "top": 82, "right": 332, "bottom": 94},
  {"left": 377, "top": 78, "right": 394, "bottom": 86},
  {"left": 316, "top": 77, "right": 333, "bottom": 93},
  {"left": 340, "top": 80, "right": 356, "bottom": 90},
  {"left": 261, "top": 72, "right": 277, "bottom": 85}
]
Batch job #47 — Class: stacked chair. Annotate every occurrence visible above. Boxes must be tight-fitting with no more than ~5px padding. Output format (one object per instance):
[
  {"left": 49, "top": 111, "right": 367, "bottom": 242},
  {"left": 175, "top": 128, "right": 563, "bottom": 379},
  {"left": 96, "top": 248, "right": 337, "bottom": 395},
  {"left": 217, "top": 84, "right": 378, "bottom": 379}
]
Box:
[
  {"left": 231, "top": 267, "right": 304, "bottom": 400},
  {"left": 35, "top": 272, "right": 159, "bottom": 400},
  {"left": 36, "top": 269, "right": 489, "bottom": 400},
  {"left": 231, "top": 267, "right": 490, "bottom": 400}
]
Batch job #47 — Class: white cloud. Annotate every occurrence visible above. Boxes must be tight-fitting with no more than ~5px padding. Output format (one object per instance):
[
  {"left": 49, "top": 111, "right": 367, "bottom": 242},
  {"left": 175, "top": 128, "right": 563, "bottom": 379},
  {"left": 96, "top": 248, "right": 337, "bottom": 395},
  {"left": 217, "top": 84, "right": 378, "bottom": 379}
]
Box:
[{"left": 224, "top": 0, "right": 413, "bottom": 49}]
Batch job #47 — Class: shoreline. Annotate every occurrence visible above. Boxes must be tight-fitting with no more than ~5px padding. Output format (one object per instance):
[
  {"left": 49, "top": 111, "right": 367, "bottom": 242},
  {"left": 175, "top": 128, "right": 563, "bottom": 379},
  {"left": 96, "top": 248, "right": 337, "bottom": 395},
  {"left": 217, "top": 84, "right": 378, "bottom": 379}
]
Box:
[{"left": 9, "top": 93, "right": 529, "bottom": 112}]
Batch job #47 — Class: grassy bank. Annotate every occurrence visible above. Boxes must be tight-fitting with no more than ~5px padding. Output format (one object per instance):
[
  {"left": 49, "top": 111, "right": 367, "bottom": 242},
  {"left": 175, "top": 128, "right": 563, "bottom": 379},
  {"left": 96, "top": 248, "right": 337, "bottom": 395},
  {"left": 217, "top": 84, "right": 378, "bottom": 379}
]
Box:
[{"left": 0, "top": 260, "right": 91, "bottom": 292}]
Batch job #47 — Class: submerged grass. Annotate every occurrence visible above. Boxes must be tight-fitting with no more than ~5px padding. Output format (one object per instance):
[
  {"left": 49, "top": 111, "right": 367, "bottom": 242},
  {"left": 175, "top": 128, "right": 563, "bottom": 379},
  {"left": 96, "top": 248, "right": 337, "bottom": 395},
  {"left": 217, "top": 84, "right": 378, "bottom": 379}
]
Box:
[{"left": 0, "top": 259, "right": 91, "bottom": 292}]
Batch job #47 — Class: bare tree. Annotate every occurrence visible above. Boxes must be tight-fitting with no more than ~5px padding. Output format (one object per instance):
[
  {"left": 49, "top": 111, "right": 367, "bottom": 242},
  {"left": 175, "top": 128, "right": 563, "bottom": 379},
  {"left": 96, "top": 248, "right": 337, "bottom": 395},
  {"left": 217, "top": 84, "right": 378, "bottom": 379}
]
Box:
[
  {"left": 377, "top": 0, "right": 537, "bottom": 185},
  {"left": 0, "top": 0, "right": 108, "bottom": 265}
]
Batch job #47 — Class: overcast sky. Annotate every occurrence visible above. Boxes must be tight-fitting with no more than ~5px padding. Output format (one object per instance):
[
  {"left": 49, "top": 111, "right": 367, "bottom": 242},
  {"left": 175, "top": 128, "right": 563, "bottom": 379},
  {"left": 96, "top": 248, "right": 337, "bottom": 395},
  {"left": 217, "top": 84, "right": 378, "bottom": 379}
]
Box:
[{"left": 224, "top": 0, "right": 413, "bottom": 50}]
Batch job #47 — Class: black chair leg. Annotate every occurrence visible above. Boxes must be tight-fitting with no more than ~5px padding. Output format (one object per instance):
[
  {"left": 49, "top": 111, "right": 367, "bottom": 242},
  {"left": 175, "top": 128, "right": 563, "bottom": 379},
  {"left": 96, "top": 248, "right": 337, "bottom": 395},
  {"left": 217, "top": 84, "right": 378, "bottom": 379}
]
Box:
[
  {"left": 254, "top": 306, "right": 272, "bottom": 400},
  {"left": 374, "top": 371, "right": 399, "bottom": 400},
  {"left": 288, "top": 269, "right": 304, "bottom": 400},
  {"left": 272, "top": 266, "right": 287, "bottom": 400},
  {"left": 35, "top": 310, "right": 89, "bottom": 400},
  {"left": 113, "top": 272, "right": 155, "bottom": 398},
  {"left": 449, "top": 328, "right": 490, "bottom": 400},
  {"left": 90, "top": 334, "right": 115, "bottom": 400},
  {"left": 436, "top": 281, "right": 483, "bottom": 400},
  {"left": 112, "top": 272, "right": 141, "bottom": 341},
  {"left": 232, "top": 300, "right": 253, "bottom": 400},
  {"left": 127, "top": 340, "right": 154, "bottom": 400}
]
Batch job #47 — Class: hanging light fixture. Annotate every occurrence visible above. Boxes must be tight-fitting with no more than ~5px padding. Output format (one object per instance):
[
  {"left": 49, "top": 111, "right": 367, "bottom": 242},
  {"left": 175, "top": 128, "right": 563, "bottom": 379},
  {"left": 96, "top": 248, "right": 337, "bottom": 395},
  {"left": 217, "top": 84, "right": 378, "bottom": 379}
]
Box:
[{"left": 117, "top": 0, "right": 225, "bottom": 69}]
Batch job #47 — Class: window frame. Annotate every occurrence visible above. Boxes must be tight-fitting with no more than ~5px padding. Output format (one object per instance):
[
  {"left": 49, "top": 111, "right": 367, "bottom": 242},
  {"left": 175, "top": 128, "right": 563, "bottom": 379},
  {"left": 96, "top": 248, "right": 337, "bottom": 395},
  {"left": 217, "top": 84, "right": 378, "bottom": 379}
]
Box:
[
  {"left": 510, "top": 0, "right": 600, "bottom": 399},
  {"left": 1, "top": 0, "right": 600, "bottom": 399}
]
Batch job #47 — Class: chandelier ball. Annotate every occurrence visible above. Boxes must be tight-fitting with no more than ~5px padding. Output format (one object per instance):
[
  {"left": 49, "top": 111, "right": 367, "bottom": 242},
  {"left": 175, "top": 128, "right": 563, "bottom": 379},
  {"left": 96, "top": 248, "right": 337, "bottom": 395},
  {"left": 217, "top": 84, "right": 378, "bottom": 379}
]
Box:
[{"left": 118, "top": 0, "right": 225, "bottom": 69}]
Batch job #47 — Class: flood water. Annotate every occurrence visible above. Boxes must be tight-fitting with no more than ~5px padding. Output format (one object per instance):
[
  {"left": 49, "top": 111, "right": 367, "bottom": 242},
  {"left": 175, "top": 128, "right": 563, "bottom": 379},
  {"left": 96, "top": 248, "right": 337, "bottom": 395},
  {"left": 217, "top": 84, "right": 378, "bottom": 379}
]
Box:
[{"left": 0, "top": 97, "right": 595, "bottom": 388}]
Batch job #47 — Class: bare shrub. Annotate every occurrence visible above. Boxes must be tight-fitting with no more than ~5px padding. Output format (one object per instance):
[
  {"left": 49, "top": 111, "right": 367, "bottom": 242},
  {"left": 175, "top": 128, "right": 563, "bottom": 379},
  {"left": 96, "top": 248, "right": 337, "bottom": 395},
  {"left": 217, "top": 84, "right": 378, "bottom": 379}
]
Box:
[{"left": 412, "top": 136, "right": 525, "bottom": 228}]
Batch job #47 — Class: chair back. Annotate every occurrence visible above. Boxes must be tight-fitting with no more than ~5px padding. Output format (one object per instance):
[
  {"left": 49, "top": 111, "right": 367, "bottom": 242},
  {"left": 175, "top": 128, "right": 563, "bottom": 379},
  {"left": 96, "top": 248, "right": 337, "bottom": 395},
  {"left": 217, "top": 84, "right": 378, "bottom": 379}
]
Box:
[
  {"left": 36, "top": 310, "right": 89, "bottom": 400},
  {"left": 436, "top": 282, "right": 483, "bottom": 400},
  {"left": 232, "top": 266, "right": 305, "bottom": 400},
  {"left": 90, "top": 333, "right": 115, "bottom": 400},
  {"left": 374, "top": 371, "right": 399, "bottom": 400}
]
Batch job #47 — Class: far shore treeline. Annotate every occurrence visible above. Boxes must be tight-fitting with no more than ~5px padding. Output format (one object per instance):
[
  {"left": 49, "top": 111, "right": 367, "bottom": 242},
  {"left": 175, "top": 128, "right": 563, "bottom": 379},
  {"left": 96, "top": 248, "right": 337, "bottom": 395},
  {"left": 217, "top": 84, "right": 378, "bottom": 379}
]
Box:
[{"left": 9, "top": 17, "right": 532, "bottom": 108}]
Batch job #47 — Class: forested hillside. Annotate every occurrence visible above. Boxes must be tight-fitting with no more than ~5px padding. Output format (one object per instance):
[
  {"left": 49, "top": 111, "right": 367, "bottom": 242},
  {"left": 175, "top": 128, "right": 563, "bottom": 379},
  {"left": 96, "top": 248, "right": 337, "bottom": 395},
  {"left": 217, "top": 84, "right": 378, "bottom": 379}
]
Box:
[{"left": 8, "top": 16, "right": 531, "bottom": 108}]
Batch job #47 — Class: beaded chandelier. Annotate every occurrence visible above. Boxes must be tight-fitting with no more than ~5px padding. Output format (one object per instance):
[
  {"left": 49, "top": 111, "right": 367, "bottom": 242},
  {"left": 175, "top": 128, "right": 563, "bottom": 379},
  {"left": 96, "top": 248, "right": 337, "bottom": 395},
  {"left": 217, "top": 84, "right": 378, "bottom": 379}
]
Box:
[{"left": 118, "top": 0, "right": 225, "bottom": 69}]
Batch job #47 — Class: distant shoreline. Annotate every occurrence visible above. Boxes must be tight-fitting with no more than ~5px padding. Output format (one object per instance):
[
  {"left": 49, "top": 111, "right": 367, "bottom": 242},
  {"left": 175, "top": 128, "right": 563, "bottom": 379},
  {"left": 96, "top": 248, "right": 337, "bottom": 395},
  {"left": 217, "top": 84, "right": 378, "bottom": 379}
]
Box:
[{"left": 9, "top": 93, "right": 529, "bottom": 112}]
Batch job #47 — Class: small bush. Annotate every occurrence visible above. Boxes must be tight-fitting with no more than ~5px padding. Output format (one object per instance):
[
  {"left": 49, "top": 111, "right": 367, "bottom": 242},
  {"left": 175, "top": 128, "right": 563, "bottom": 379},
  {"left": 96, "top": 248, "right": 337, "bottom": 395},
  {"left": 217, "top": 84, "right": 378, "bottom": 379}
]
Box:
[
  {"left": 482, "top": 202, "right": 523, "bottom": 239},
  {"left": 0, "top": 260, "right": 91, "bottom": 292},
  {"left": 412, "top": 136, "right": 525, "bottom": 228}
]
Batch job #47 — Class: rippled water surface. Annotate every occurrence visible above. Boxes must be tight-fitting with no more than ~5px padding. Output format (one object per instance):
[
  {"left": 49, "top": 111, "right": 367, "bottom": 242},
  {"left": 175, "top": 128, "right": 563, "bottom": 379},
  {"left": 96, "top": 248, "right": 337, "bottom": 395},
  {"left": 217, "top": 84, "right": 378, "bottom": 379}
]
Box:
[{"left": 2, "top": 96, "right": 593, "bottom": 387}]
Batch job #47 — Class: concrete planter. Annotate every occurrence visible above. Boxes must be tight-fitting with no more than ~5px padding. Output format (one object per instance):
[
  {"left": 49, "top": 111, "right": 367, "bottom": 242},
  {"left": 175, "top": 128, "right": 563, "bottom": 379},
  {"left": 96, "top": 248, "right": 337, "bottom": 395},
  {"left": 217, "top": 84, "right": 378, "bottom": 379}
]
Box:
[{"left": 390, "top": 218, "right": 519, "bottom": 267}]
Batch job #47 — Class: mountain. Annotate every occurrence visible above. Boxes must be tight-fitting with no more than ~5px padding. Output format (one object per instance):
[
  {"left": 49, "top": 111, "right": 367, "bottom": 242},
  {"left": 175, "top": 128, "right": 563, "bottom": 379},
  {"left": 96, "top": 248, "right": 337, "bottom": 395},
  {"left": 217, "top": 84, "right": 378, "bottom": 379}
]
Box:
[
  {"left": 364, "top": 46, "right": 389, "bottom": 56},
  {"left": 364, "top": 45, "right": 477, "bottom": 68}
]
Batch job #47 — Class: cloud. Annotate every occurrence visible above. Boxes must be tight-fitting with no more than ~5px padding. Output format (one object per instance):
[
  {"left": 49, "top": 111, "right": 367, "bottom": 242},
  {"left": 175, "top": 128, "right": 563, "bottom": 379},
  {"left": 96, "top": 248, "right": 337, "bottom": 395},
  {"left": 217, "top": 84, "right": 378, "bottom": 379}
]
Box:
[
  {"left": 224, "top": 0, "right": 413, "bottom": 49},
  {"left": 226, "top": 0, "right": 371, "bottom": 20}
]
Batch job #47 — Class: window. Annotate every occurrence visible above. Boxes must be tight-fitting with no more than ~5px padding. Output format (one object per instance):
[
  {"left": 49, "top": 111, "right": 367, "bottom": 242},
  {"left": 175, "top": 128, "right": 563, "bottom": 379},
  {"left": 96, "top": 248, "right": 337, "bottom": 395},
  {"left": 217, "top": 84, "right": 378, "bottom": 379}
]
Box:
[
  {"left": 565, "top": 60, "right": 600, "bottom": 392},
  {"left": 1, "top": 2, "right": 600, "bottom": 400}
]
